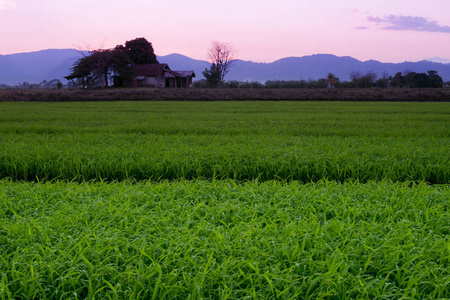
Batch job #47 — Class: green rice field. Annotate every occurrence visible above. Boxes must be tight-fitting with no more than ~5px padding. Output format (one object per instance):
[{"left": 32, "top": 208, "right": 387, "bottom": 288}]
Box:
[
  {"left": 0, "top": 101, "right": 449, "bottom": 183},
  {"left": 0, "top": 101, "right": 449, "bottom": 299}
]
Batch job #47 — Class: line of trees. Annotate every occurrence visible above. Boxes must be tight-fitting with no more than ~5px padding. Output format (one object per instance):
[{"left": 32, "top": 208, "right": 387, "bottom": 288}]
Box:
[
  {"left": 0, "top": 79, "right": 63, "bottom": 89},
  {"left": 195, "top": 70, "right": 445, "bottom": 89},
  {"left": 389, "top": 71, "right": 443, "bottom": 88},
  {"left": 199, "top": 41, "right": 446, "bottom": 89}
]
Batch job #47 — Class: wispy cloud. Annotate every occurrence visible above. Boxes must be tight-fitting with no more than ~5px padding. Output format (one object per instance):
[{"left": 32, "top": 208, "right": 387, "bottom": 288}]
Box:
[
  {"left": 367, "top": 15, "right": 450, "bottom": 33},
  {"left": 0, "top": 0, "right": 16, "bottom": 11}
]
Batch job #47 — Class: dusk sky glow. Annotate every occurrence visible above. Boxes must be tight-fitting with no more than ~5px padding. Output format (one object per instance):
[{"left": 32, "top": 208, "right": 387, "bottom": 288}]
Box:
[{"left": 1, "top": 0, "right": 449, "bottom": 63}]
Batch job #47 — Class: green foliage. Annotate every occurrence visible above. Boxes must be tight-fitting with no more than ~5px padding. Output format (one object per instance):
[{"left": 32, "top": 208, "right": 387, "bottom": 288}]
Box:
[
  {"left": 195, "top": 69, "right": 443, "bottom": 89},
  {"left": 202, "top": 63, "right": 222, "bottom": 88},
  {"left": 390, "top": 72, "right": 405, "bottom": 88},
  {"left": 0, "top": 101, "right": 449, "bottom": 298},
  {"left": 0, "top": 180, "right": 449, "bottom": 299},
  {"left": 375, "top": 77, "right": 389, "bottom": 88},
  {"left": 350, "top": 71, "right": 377, "bottom": 88},
  {"left": 389, "top": 70, "right": 443, "bottom": 88},
  {"left": 67, "top": 55, "right": 97, "bottom": 88},
  {"left": 115, "top": 37, "right": 158, "bottom": 64},
  {"left": 67, "top": 38, "right": 157, "bottom": 89},
  {"left": 264, "top": 80, "right": 308, "bottom": 88},
  {"left": 224, "top": 80, "right": 264, "bottom": 88},
  {"left": 67, "top": 49, "right": 134, "bottom": 88},
  {"left": 427, "top": 70, "right": 444, "bottom": 88},
  {"left": 0, "top": 101, "right": 448, "bottom": 183},
  {"left": 192, "top": 79, "right": 209, "bottom": 88},
  {"left": 325, "top": 73, "right": 338, "bottom": 88}
]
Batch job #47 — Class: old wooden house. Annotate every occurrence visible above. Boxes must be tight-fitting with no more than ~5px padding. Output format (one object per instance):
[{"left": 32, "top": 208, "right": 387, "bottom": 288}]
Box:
[
  {"left": 130, "top": 64, "right": 195, "bottom": 88},
  {"left": 166, "top": 71, "right": 196, "bottom": 88},
  {"left": 66, "top": 63, "right": 196, "bottom": 89}
]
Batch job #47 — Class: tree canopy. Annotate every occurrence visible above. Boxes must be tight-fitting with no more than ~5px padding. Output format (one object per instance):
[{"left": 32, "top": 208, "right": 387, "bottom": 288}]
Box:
[
  {"left": 115, "top": 38, "right": 158, "bottom": 64},
  {"left": 389, "top": 70, "right": 443, "bottom": 88},
  {"left": 67, "top": 38, "right": 158, "bottom": 88},
  {"left": 201, "top": 63, "right": 222, "bottom": 88}
]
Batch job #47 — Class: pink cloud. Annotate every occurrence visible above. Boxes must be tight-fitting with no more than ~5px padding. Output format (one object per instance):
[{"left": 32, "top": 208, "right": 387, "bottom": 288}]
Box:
[
  {"left": 367, "top": 15, "right": 450, "bottom": 33},
  {"left": 0, "top": 0, "right": 16, "bottom": 10}
]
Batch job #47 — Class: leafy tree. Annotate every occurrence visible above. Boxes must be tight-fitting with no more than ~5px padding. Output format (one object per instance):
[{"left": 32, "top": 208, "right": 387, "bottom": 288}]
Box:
[
  {"left": 316, "top": 78, "right": 328, "bottom": 88},
  {"left": 390, "top": 72, "right": 405, "bottom": 87},
  {"left": 239, "top": 81, "right": 264, "bottom": 88},
  {"left": 389, "top": 71, "right": 442, "bottom": 88},
  {"left": 192, "top": 79, "right": 209, "bottom": 88},
  {"left": 403, "top": 71, "right": 416, "bottom": 88},
  {"left": 375, "top": 72, "right": 390, "bottom": 88},
  {"left": 202, "top": 63, "right": 222, "bottom": 88},
  {"left": 411, "top": 72, "right": 430, "bottom": 88},
  {"left": 67, "top": 54, "right": 97, "bottom": 88},
  {"left": 67, "top": 48, "right": 134, "bottom": 88},
  {"left": 108, "top": 49, "right": 135, "bottom": 85},
  {"left": 115, "top": 37, "right": 158, "bottom": 64},
  {"left": 375, "top": 78, "right": 388, "bottom": 88},
  {"left": 427, "top": 70, "right": 443, "bottom": 88},
  {"left": 224, "top": 80, "right": 240, "bottom": 88}
]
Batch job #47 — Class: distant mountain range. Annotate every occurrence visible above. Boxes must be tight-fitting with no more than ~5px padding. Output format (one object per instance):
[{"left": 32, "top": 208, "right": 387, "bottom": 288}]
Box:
[
  {"left": 0, "top": 49, "right": 81, "bottom": 85},
  {"left": 1, "top": 49, "right": 449, "bottom": 85}
]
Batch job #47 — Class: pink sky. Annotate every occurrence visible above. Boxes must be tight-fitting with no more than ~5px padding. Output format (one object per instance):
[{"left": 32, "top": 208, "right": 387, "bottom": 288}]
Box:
[{"left": 1, "top": 0, "right": 449, "bottom": 63}]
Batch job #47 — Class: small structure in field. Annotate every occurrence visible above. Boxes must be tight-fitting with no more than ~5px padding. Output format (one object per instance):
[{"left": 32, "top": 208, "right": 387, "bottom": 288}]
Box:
[
  {"left": 166, "top": 71, "right": 196, "bottom": 88},
  {"left": 66, "top": 63, "right": 196, "bottom": 89},
  {"left": 128, "top": 64, "right": 195, "bottom": 88}
]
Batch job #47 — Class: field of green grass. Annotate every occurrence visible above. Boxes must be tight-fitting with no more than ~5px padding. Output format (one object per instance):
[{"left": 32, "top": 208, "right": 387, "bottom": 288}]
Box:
[
  {"left": 0, "top": 101, "right": 449, "bottom": 299},
  {"left": 1, "top": 180, "right": 449, "bottom": 299},
  {"left": 0, "top": 101, "right": 449, "bottom": 183}
]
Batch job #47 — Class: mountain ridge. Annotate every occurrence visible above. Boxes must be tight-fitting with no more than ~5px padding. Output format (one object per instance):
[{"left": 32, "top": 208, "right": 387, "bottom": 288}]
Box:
[{"left": 0, "top": 49, "right": 449, "bottom": 85}]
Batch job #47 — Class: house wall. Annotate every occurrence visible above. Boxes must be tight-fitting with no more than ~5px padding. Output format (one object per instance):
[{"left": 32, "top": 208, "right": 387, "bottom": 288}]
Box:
[
  {"left": 165, "top": 76, "right": 194, "bottom": 88},
  {"left": 141, "top": 72, "right": 165, "bottom": 88}
]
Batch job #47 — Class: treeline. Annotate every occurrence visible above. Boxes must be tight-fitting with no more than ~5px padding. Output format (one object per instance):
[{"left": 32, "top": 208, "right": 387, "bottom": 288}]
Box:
[
  {"left": 0, "top": 79, "right": 63, "bottom": 90},
  {"left": 194, "top": 70, "right": 447, "bottom": 89}
]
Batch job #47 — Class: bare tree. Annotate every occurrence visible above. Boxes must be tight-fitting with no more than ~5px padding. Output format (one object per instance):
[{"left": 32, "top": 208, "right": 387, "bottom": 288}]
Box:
[
  {"left": 362, "top": 71, "right": 377, "bottom": 88},
  {"left": 207, "top": 41, "right": 237, "bottom": 86},
  {"left": 75, "top": 42, "right": 112, "bottom": 88},
  {"left": 350, "top": 71, "right": 362, "bottom": 88},
  {"left": 350, "top": 71, "right": 377, "bottom": 88}
]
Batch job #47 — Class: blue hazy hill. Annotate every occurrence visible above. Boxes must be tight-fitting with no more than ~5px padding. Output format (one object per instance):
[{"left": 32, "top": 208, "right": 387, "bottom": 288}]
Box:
[{"left": 1, "top": 50, "right": 449, "bottom": 85}]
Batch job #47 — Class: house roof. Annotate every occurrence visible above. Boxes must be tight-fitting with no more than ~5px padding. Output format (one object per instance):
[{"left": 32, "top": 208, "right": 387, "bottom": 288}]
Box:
[
  {"left": 173, "top": 71, "right": 196, "bottom": 78},
  {"left": 132, "top": 64, "right": 170, "bottom": 76},
  {"left": 165, "top": 69, "right": 183, "bottom": 77}
]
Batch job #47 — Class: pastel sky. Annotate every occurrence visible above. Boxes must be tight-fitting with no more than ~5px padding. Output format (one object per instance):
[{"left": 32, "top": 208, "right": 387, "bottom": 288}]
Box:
[{"left": 1, "top": 0, "right": 449, "bottom": 63}]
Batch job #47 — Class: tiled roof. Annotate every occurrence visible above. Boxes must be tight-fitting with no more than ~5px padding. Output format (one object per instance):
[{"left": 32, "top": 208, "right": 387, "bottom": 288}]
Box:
[
  {"left": 132, "top": 64, "right": 170, "bottom": 76},
  {"left": 131, "top": 65, "right": 196, "bottom": 78},
  {"left": 173, "top": 71, "right": 196, "bottom": 77}
]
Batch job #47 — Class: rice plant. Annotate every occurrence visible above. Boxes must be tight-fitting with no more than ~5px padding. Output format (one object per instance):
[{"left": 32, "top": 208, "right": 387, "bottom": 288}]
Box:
[
  {"left": 0, "top": 179, "right": 449, "bottom": 299},
  {"left": 0, "top": 101, "right": 449, "bottom": 183}
]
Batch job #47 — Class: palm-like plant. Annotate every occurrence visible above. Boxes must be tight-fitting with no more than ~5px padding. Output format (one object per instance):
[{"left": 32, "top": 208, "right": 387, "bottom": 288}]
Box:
[{"left": 326, "top": 73, "right": 337, "bottom": 88}]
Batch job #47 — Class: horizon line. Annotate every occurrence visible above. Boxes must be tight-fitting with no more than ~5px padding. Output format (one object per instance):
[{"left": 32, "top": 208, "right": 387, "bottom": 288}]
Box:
[{"left": 1, "top": 48, "right": 449, "bottom": 65}]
